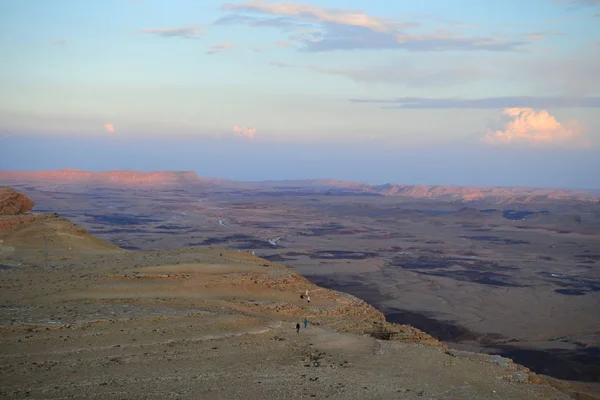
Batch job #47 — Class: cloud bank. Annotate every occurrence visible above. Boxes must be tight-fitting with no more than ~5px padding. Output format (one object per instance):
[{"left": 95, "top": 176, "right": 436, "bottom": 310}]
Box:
[
  {"left": 349, "top": 96, "right": 600, "bottom": 108},
  {"left": 220, "top": 1, "right": 526, "bottom": 52},
  {"left": 484, "top": 108, "right": 585, "bottom": 146}
]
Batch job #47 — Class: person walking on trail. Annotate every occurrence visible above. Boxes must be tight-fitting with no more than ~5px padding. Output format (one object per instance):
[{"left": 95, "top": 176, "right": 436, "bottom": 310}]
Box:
[
  {"left": 307, "top": 295, "right": 311, "bottom": 304},
  {"left": 300, "top": 294, "right": 304, "bottom": 301},
  {"left": 304, "top": 318, "right": 308, "bottom": 329},
  {"left": 296, "top": 323, "right": 300, "bottom": 334}
]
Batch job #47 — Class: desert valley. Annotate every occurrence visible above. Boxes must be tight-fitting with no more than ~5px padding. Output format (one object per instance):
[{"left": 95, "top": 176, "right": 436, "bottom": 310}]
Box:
[
  {"left": 1, "top": 169, "right": 599, "bottom": 399},
  {"left": 3, "top": 0, "right": 600, "bottom": 398}
]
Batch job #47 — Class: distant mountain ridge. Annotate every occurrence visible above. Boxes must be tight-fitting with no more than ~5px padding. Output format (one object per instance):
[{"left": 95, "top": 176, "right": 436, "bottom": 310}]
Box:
[
  {"left": 1, "top": 169, "right": 598, "bottom": 203},
  {"left": 242, "top": 177, "right": 600, "bottom": 203},
  {"left": 366, "top": 183, "right": 599, "bottom": 203}
]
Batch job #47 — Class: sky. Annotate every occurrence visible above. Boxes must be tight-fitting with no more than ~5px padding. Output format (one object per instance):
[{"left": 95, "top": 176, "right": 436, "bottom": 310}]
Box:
[{"left": 1, "top": 0, "right": 599, "bottom": 188}]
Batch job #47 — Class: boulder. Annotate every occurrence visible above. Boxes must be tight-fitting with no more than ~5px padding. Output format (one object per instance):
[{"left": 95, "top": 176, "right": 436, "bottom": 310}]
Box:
[{"left": 0, "top": 188, "right": 35, "bottom": 215}]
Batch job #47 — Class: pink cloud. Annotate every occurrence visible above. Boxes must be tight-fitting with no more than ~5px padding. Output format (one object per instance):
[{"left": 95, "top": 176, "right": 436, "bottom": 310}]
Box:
[
  {"left": 104, "top": 123, "right": 115, "bottom": 134},
  {"left": 484, "top": 108, "right": 586, "bottom": 147},
  {"left": 224, "top": 1, "right": 403, "bottom": 33},
  {"left": 233, "top": 125, "right": 257, "bottom": 138},
  {"left": 223, "top": 2, "right": 523, "bottom": 52}
]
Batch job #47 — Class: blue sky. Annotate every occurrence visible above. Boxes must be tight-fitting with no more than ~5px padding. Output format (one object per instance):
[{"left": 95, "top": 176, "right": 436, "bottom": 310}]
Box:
[{"left": 1, "top": 0, "right": 599, "bottom": 188}]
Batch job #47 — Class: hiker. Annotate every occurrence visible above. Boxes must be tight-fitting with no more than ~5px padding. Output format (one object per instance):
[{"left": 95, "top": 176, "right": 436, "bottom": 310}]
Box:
[
  {"left": 307, "top": 295, "right": 311, "bottom": 304},
  {"left": 300, "top": 294, "right": 304, "bottom": 301},
  {"left": 304, "top": 318, "right": 308, "bottom": 328},
  {"left": 296, "top": 323, "right": 300, "bottom": 334}
]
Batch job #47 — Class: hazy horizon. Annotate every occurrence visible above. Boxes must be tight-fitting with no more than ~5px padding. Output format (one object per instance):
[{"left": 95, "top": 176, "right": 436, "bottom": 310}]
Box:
[
  {"left": 1, "top": 0, "right": 599, "bottom": 189},
  {"left": 2, "top": 135, "right": 600, "bottom": 190}
]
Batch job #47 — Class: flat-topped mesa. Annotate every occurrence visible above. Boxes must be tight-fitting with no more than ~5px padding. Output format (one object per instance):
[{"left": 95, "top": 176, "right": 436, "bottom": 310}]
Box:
[
  {"left": 0, "top": 188, "right": 35, "bottom": 215},
  {"left": 0, "top": 169, "right": 202, "bottom": 186}
]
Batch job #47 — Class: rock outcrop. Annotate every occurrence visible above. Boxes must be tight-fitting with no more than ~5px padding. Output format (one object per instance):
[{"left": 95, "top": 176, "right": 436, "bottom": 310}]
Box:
[{"left": 0, "top": 188, "right": 34, "bottom": 215}]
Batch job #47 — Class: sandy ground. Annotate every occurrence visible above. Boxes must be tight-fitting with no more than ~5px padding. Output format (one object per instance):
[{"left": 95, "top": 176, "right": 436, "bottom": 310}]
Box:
[{"left": 0, "top": 238, "right": 572, "bottom": 400}]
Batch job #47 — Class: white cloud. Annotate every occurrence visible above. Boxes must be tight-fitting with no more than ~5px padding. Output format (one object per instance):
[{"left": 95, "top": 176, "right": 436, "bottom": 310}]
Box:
[
  {"left": 233, "top": 125, "right": 257, "bottom": 138},
  {"left": 104, "top": 123, "right": 115, "bottom": 134},
  {"left": 224, "top": 1, "right": 402, "bottom": 33},
  {"left": 484, "top": 108, "right": 586, "bottom": 147}
]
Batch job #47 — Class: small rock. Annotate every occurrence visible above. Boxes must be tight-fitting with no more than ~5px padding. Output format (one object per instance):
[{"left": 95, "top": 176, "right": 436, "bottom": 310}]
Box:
[{"left": 509, "top": 372, "right": 529, "bottom": 383}]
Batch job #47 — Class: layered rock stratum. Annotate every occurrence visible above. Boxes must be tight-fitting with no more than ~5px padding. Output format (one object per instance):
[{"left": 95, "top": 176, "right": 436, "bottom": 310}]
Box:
[{"left": 0, "top": 191, "right": 582, "bottom": 399}]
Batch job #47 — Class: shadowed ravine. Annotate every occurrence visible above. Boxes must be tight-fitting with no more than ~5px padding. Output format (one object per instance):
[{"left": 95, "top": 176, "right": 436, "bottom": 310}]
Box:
[{"left": 306, "top": 275, "right": 600, "bottom": 383}]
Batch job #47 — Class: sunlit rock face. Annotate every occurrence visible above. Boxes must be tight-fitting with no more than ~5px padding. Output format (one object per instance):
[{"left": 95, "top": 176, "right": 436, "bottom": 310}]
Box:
[{"left": 0, "top": 169, "right": 202, "bottom": 186}]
